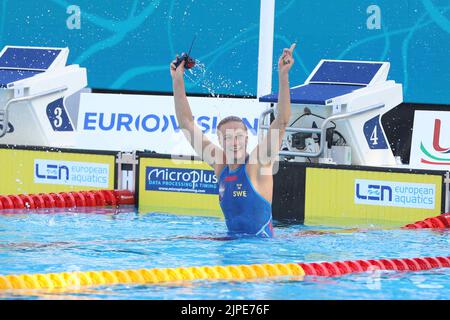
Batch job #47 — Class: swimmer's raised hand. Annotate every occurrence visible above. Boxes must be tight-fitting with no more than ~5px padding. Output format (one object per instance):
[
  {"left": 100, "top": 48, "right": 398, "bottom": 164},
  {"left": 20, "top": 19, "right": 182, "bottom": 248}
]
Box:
[
  {"left": 278, "top": 43, "right": 296, "bottom": 74},
  {"left": 170, "top": 55, "right": 185, "bottom": 82}
]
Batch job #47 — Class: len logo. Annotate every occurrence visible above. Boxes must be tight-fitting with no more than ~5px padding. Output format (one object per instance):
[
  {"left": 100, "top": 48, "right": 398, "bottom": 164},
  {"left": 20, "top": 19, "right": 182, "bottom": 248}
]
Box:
[{"left": 356, "top": 183, "right": 392, "bottom": 201}]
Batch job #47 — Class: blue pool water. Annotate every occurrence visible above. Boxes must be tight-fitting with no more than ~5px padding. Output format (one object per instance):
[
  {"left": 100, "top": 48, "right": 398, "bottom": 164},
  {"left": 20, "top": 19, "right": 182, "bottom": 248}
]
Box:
[{"left": 0, "top": 209, "right": 449, "bottom": 300}]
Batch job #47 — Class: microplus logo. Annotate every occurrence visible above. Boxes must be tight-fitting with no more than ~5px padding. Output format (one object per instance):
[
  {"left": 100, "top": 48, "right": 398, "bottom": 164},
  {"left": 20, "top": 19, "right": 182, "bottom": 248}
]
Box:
[
  {"left": 355, "top": 179, "right": 435, "bottom": 209},
  {"left": 83, "top": 112, "right": 259, "bottom": 135},
  {"left": 146, "top": 167, "right": 218, "bottom": 194},
  {"left": 34, "top": 159, "right": 109, "bottom": 188}
]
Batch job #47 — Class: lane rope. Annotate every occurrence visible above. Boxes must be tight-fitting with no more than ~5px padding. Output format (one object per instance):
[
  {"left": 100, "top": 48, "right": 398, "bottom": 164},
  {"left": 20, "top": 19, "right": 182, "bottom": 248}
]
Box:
[
  {"left": 0, "top": 190, "right": 134, "bottom": 211},
  {"left": 403, "top": 213, "right": 450, "bottom": 229},
  {"left": 1, "top": 256, "right": 449, "bottom": 290},
  {"left": 0, "top": 263, "right": 305, "bottom": 290}
]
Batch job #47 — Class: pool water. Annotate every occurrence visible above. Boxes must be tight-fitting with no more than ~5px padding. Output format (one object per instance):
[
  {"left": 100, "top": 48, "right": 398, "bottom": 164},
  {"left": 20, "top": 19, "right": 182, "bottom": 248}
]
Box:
[{"left": 0, "top": 209, "right": 449, "bottom": 300}]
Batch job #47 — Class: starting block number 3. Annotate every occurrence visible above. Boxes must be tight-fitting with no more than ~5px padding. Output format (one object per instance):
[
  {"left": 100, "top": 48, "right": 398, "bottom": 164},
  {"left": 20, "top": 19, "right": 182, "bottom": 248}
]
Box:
[
  {"left": 46, "top": 98, "right": 74, "bottom": 132},
  {"left": 53, "top": 107, "right": 64, "bottom": 128}
]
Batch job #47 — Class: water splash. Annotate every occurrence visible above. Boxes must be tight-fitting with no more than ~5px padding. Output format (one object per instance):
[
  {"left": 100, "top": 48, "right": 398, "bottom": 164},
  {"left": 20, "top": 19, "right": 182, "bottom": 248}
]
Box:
[{"left": 184, "top": 59, "right": 252, "bottom": 97}]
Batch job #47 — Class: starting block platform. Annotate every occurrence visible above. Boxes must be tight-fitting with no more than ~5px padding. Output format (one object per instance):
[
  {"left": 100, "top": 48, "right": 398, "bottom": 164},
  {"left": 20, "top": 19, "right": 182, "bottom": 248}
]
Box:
[
  {"left": 259, "top": 59, "right": 402, "bottom": 166},
  {"left": 0, "top": 46, "right": 86, "bottom": 146}
]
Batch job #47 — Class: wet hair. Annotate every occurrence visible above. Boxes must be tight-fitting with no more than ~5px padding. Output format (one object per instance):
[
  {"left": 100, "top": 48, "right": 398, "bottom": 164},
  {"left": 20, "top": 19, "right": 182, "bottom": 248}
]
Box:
[{"left": 217, "top": 116, "right": 247, "bottom": 132}]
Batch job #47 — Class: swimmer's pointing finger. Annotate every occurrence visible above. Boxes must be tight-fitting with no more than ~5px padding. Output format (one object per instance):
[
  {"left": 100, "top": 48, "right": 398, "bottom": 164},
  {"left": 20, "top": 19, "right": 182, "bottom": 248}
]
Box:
[
  {"left": 280, "top": 43, "right": 296, "bottom": 66},
  {"left": 289, "top": 43, "right": 296, "bottom": 53},
  {"left": 282, "top": 44, "right": 296, "bottom": 57}
]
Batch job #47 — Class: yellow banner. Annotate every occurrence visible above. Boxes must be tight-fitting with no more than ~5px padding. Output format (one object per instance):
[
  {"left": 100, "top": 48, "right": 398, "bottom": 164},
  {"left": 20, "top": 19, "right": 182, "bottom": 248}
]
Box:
[
  {"left": 0, "top": 148, "right": 115, "bottom": 195},
  {"left": 305, "top": 167, "right": 443, "bottom": 227},
  {"left": 138, "top": 157, "right": 222, "bottom": 217}
]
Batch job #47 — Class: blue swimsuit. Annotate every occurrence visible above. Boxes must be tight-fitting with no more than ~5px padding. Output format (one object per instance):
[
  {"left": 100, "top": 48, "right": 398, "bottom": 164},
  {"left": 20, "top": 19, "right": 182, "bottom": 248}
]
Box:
[{"left": 218, "top": 157, "right": 274, "bottom": 237}]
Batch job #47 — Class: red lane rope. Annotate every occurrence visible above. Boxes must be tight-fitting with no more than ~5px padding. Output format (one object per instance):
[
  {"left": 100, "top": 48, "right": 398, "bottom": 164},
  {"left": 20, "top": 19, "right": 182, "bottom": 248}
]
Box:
[
  {"left": 403, "top": 213, "right": 450, "bottom": 229},
  {"left": 0, "top": 190, "right": 135, "bottom": 211},
  {"left": 30, "top": 194, "right": 45, "bottom": 209},
  {"left": 298, "top": 256, "right": 450, "bottom": 277}
]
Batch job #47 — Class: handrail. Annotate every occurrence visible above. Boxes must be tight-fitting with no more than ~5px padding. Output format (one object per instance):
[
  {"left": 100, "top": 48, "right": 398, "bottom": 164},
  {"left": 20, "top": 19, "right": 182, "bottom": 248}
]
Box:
[
  {"left": 0, "top": 86, "right": 67, "bottom": 138},
  {"left": 259, "top": 103, "right": 385, "bottom": 158}
]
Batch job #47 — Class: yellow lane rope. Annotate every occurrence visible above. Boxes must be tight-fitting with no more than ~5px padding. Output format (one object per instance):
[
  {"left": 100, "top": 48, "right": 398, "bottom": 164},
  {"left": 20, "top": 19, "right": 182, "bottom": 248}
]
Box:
[{"left": 0, "top": 263, "right": 305, "bottom": 290}]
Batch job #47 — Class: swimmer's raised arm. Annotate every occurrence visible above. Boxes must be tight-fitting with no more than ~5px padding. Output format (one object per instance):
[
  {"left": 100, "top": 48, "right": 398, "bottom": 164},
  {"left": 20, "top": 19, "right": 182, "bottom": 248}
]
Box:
[
  {"left": 251, "top": 43, "right": 296, "bottom": 169},
  {"left": 170, "top": 58, "right": 225, "bottom": 174}
]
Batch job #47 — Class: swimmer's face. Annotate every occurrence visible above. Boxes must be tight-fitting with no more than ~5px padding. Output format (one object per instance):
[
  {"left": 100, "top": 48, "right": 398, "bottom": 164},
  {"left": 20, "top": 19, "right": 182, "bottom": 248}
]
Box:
[{"left": 217, "top": 121, "right": 248, "bottom": 164}]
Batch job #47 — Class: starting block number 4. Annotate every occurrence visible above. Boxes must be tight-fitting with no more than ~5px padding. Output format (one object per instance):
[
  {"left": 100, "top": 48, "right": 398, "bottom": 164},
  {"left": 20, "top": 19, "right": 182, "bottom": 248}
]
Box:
[{"left": 363, "top": 115, "right": 388, "bottom": 149}]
